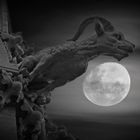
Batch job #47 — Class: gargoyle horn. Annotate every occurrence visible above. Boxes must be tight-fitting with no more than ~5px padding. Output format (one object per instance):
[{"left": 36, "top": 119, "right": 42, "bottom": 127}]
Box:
[{"left": 68, "top": 16, "right": 115, "bottom": 41}]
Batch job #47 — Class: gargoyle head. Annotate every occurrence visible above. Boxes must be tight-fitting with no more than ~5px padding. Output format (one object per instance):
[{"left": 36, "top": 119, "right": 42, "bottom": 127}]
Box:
[{"left": 69, "top": 17, "right": 135, "bottom": 61}]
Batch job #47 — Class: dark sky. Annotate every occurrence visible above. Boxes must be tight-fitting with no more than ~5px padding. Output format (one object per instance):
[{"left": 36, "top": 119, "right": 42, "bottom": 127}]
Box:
[
  {"left": 1, "top": 0, "right": 140, "bottom": 140},
  {"left": 7, "top": 0, "right": 140, "bottom": 44}
]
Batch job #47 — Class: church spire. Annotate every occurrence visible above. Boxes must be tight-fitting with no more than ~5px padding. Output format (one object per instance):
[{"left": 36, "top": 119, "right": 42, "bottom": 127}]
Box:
[
  {"left": 0, "top": 0, "right": 12, "bottom": 34},
  {"left": 0, "top": 0, "right": 18, "bottom": 73}
]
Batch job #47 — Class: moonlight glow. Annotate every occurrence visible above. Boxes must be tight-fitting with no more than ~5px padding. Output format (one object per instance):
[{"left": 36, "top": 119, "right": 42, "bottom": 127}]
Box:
[{"left": 83, "top": 62, "right": 131, "bottom": 106}]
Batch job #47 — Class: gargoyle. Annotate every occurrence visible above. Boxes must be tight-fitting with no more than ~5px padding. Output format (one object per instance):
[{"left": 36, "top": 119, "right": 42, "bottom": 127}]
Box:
[{"left": 19, "top": 16, "right": 135, "bottom": 95}]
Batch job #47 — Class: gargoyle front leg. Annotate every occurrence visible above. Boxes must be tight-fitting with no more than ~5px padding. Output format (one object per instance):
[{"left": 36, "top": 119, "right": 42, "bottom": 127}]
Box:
[{"left": 29, "top": 55, "right": 52, "bottom": 80}]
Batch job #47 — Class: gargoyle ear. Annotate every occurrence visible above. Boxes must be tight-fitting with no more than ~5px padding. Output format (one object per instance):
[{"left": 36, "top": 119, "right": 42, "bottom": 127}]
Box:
[{"left": 95, "top": 22, "right": 104, "bottom": 36}]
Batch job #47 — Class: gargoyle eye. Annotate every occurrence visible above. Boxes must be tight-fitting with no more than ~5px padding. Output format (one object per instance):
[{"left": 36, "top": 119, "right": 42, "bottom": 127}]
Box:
[{"left": 113, "top": 34, "right": 122, "bottom": 40}]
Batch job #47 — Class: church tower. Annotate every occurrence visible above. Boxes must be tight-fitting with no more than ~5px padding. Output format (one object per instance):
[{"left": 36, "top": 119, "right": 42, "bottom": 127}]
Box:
[{"left": 0, "top": 0, "right": 18, "bottom": 73}]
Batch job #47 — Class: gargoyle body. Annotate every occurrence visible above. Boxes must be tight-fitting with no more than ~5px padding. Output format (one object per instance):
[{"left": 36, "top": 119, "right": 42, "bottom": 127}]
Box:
[{"left": 19, "top": 17, "right": 135, "bottom": 94}]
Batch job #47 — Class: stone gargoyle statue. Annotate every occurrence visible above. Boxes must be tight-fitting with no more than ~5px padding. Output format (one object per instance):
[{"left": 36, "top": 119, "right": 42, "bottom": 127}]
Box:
[
  {"left": 20, "top": 16, "right": 135, "bottom": 94},
  {"left": 0, "top": 16, "right": 135, "bottom": 140}
]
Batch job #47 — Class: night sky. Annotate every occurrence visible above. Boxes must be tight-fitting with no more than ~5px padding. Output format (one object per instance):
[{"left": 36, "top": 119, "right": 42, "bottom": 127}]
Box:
[{"left": 0, "top": 0, "right": 140, "bottom": 140}]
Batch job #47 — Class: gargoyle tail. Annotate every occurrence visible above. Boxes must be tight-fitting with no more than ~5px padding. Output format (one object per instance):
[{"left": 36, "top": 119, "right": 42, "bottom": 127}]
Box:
[{"left": 67, "top": 16, "right": 115, "bottom": 41}]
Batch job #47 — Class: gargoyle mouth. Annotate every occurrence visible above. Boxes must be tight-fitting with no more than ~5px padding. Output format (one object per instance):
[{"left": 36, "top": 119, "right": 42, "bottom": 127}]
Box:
[
  {"left": 118, "top": 45, "right": 134, "bottom": 53},
  {"left": 101, "top": 45, "right": 133, "bottom": 61},
  {"left": 114, "top": 44, "right": 135, "bottom": 60}
]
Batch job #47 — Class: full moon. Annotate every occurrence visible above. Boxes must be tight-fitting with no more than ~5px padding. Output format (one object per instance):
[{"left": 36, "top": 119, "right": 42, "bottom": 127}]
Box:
[{"left": 83, "top": 62, "right": 131, "bottom": 106}]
